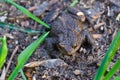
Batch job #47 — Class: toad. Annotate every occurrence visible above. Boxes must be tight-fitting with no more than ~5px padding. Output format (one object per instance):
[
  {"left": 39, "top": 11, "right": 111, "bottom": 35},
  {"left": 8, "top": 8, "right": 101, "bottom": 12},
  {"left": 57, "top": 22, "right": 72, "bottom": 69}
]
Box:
[{"left": 46, "top": 8, "right": 95, "bottom": 55}]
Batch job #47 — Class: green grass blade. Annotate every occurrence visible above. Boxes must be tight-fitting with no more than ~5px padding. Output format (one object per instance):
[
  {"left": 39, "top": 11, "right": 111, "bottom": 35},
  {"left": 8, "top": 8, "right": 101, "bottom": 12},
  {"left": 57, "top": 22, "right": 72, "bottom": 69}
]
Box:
[
  {"left": 0, "top": 36, "right": 8, "bottom": 69},
  {"left": 114, "top": 75, "right": 120, "bottom": 80},
  {"left": 0, "top": 22, "right": 40, "bottom": 34},
  {"left": 20, "top": 69, "right": 27, "bottom": 80},
  {"left": 104, "top": 58, "right": 120, "bottom": 80},
  {"left": 5, "top": 0, "right": 50, "bottom": 29},
  {"left": 8, "top": 32, "right": 49, "bottom": 80},
  {"left": 94, "top": 29, "right": 120, "bottom": 80},
  {"left": 70, "top": 0, "right": 78, "bottom": 7}
]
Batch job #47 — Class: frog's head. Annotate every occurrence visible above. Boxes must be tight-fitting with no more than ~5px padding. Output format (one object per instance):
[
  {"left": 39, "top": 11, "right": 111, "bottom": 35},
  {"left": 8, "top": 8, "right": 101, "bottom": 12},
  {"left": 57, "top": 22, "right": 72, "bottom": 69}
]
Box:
[{"left": 58, "top": 41, "right": 80, "bottom": 55}]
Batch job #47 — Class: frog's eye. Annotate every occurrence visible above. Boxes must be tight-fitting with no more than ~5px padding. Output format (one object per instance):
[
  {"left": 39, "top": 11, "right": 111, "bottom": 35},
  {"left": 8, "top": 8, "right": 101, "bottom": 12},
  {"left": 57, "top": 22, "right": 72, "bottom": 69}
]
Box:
[
  {"left": 59, "top": 42, "right": 65, "bottom": 48},
  {"left": 59, "top": 43, "right": 72, "bottom": 53}
]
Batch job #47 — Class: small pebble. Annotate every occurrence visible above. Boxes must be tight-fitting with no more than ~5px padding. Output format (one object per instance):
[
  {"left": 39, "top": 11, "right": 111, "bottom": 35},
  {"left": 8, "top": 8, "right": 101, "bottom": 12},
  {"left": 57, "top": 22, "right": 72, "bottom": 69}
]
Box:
[
  {"left": 100, "top": 26, "right": 104, "bottom": 31},
  {"left": 79, "top": 47, "right": 87, "bottom": 53},
  {"left": 33, "top": 36, "right": 38, "bottom": 39},
  {"left": 87, "top": 56, "right": 93, "bottom": 61},
  {"left": 8, "top": 44, "right": 13, "bottom": 49},
  {"left": 0, "top": 16, "right": 7, "bottom": 22},
  {"left": 15, "top": 40, "right": 19, "bottom": 44},
  {"left": 16, "top": 20, "right": 20, "bottom": 23},
  {"left": 21, "top": 21, "right": 29, "bottom": 27},
  {"left": 73, "top": 70, "right": 81, "bottom": 75}
]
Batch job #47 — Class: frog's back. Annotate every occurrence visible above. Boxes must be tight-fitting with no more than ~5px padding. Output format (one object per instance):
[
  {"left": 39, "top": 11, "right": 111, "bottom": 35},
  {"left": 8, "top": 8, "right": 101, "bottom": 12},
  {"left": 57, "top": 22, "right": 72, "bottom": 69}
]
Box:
[{"left": 51, "top": 12, "right": 80, "bottom": 36}]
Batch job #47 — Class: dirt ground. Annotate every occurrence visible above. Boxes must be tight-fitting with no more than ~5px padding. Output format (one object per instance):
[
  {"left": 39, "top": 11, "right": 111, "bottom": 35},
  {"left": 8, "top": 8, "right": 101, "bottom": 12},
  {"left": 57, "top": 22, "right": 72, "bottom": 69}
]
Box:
[{"left": 0, "top": 0, "right": 120, "bottom": 80}]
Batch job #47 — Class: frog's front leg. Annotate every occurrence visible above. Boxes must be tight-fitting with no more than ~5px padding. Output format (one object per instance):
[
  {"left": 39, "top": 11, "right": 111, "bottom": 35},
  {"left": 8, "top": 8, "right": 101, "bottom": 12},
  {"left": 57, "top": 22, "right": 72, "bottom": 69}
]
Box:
[
  {"left": 45, "top": 38, "right": 57, "bottom": 50},
  {"left": 58, "top": 34, "right": 74, "bottom": 55},
  {"left": 58, "top": 34, "right": 81, "bottom": 55},
  {"left": 80, "top": 30, "right": 95, "bottom": 50}
]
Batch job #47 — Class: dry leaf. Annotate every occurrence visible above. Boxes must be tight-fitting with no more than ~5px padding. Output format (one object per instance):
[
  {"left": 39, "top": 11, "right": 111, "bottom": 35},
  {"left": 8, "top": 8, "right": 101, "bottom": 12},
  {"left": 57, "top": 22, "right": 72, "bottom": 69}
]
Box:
[{"left": 24, "top": 59, "right": 68, "bottom": 68}]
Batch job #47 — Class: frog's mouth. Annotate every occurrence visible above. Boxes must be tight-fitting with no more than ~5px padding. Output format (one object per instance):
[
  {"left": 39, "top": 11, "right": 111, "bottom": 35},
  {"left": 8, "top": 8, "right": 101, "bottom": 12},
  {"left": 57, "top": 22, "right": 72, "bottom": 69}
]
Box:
[{"left": 58, "top": 43, "right": 80, "bottom": 55}]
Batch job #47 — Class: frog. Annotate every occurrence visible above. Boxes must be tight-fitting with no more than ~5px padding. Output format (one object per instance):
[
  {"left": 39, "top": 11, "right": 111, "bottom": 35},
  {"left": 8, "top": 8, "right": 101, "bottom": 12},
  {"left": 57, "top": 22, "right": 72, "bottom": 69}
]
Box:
[{"left": 46, "top": 7, "right": 95, "bottom": 55}]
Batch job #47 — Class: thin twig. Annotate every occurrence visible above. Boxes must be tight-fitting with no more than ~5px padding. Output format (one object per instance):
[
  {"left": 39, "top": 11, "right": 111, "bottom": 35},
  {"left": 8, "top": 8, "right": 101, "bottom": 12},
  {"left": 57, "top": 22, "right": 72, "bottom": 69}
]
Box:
[{"left": 5, "top": 46, "right": 19, "bottom": 74}]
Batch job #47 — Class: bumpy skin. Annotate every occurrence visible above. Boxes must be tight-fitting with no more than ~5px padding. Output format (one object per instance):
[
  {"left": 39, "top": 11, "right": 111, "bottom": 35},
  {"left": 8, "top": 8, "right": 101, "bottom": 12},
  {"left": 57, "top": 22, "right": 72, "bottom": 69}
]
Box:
[{"left": 49, "top": 11, "right": 95, "bottom": 55}]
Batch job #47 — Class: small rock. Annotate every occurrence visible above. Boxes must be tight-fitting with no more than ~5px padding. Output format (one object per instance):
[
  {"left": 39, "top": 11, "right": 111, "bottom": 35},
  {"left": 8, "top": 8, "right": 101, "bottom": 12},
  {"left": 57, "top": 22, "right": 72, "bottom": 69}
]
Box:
[
  {"left": 79, "top": 47, "right": 87, "bottom": 53},
  {"left": 92, "top": 34, "right": 102, "bottom": 39},
  {"left": 0, "top": 16, "right": 7, "bottom": 22},
  {"left": 20, "top": 21, "right": 29, "bottom": 27},
  {"left": 33, "top": 36, "right": 38, "bottom": 39},
  {"left": 73, "top": 70, "right": 81, "bottom": 75},
  {"left": 72, "top": 78, "right": 77, "bottom": 80},
  {"left": 8, "top": 44, "right": 13, "bottom": 49},
  {"left": 87, "top": 55, "right": 93, "bottom": 61},
  {"left": 53, "top": 71, "right": 59, "bottom": 76},
  {"left": 15, "top": 40, "right": 19, "bottom": 45},
  {"left": 24, "top": 59, "right": 68, "bottom": 68}
]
